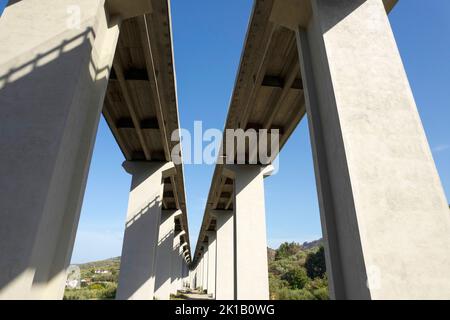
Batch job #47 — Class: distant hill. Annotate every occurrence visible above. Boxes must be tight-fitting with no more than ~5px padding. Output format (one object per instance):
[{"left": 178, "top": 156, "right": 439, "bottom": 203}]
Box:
[
  {"left": 301, "top": 239, "right": 323, "bottom": 250},
  {"left": 64, "top": 257, "right": 120, "bottom": 300},
  {"left": 267, "top": 238, "right": 323, "bottom": 260},
  {"left": 76, "top": 256, "right": 121, "bottom": 271}
]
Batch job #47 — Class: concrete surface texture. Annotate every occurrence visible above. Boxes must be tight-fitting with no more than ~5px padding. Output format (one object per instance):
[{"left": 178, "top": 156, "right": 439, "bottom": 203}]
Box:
[
  {"left": 295, "top": 0, "right": 450, "bottom": 299},
  {"left": 154, "top": 210, "right": 177, "bottom": 300},
  {"left": 212, "top": 211, "right": 235, "bottom": 300},
  {"left": 116, "top": 161, "right": 174, "bottom": 300},
  {"left": 0, "top": 0, "right": 118, "bottom": 299}
]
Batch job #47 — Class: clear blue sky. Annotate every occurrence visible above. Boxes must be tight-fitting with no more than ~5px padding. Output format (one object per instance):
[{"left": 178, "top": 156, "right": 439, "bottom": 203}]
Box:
[{"left": 1, "top": 1, "right": 449, "bottom": 263}]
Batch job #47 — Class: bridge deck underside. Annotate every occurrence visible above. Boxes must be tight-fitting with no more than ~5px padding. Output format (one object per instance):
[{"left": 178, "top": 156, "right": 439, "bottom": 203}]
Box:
[
  {"left": 101, "top": 0, "right": 190, "bottom": 254},
  {"left": 193, "top": 0, "right": 308, "bottom": 263}
]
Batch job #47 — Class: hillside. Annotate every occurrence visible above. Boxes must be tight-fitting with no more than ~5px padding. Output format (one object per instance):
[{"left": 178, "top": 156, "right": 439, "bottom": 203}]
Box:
[
  {"left": 64, "top": 257, "right": 120, "bottom": 300},
  {"left": 65, "top": 240, "right": 327, "bottom": 300},
  {"left": 268, "top": 241, "right": 328, "bottom": 300}
]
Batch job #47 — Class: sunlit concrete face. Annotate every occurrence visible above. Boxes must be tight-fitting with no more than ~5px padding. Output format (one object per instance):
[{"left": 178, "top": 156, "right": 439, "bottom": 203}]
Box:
[
  {"left": 170, "top": 230, "right": 185, "bottom": 295},
  {"left": 212, "top": 210, "right": 234, "bottom": 300},
  {"left": 294, "top": 0, "right": 450, "bottom": 299},
  {"left": 116, "top": 161, "right": 175, "bottom": 300},
  {"left": 0, "top": 0, "right": 119, "bottom": 299},
  {"left": 223, "top": 165, "right": 272, "bottom": 300}
]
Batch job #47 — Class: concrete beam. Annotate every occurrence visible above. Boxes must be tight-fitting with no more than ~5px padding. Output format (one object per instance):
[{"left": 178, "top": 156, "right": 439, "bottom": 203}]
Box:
[
  {"left": 106, "top": 0, "right": 152, "bottom": 20},
  {"left": 0, "top": 0, "right": 119, "bottom": 299},
  {"left": 269, "top": 0, "right": 398, "bottom": 31}
]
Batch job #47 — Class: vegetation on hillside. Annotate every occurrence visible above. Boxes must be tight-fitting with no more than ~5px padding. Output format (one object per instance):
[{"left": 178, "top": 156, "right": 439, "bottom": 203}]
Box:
[
  {"left": 268, "top": 241, "right": 328, "bottom": 300},
  {"left": 64, "top": 257, "right": 120, "bottom": 300},
  {"left": 64, "top": 241, "right": 327, "bottom": 300}
]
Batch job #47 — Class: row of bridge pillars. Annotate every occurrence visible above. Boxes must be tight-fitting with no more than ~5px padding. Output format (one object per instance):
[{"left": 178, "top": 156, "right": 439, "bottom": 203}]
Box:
[
  {"left": 190, "top": 0, "right": 450, "bottom": 300},
  {"left": 116, "top": 161, "right": 190, "bottom": 300},
  {"left": 190, "top": 165, "right": 273, "bottom": 300}
]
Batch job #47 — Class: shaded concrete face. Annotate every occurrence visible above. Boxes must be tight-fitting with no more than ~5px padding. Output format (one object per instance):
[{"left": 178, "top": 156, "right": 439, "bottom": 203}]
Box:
[
  {"left": 0, "top": 0, "right": 119, "bottom": 299},
  {"left": 116, "top": 162, "right": 174, "bottom": 300},
  {"left": 170, "top": 231, "right": 184, "bottom": 295},
  {"left": 296, "top": 0, "right": 450, "bottom": 299},
  {"left": 154, "top": 210, "right": 178, "bottom": 300},
  {"left": 206, "top": 231, "right": 217, "bottom": 298}
]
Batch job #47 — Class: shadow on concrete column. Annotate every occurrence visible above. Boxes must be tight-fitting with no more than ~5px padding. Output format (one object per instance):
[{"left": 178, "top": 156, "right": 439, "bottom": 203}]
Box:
[{"left": 0, "top": 0, "right": 119, "bottom": 299}]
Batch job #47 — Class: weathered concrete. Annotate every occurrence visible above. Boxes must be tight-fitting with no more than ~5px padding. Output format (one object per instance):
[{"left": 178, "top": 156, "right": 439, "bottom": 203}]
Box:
[
  {"left": 154, "top": 210, "right": 179, "bottom": 300},
  {"left": 116, "top": 161, "right": 175, "bottom": 300},
  {"left": 223, "top": 165, "right": 273, "bottom": 300},
  {"left": 295, "top": 0, "right": 450, "bottom": 299},
  {"left": 0, "top": 0, "right": 119, "bottom": 299},
  {"left": 212, "top": 210, "right": 235, "bottom": 300},
  {"left": 206, "top": 231, "right": 217, "bottom": 298}
]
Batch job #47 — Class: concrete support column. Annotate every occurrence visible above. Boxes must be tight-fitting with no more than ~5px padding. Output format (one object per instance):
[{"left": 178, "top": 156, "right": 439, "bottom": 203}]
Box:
[
  {"left": 0, "top": 0, "right": 120, "bottom": 299},
  {"left": 206, "top": 231, "right": 217, "bottom": 298},
  {"left": 294, "top": 0, "right": 450, "bottom": 299},
  {"left": 202, "top": 248, "right": 209, "bottom": 293},
  {"left": 181, "top": 260, "right": 187, "bottom": 289},
  {"left": 189, "top": 269, "right": 195, "bottom": 290},
  {"left": 196, "top": 256, "right": 203, "bottom": 290},
  {"left": 176, "top": 242, "right": 185, "bottom": 291},
  {"left": 154, "top": 210, "right": 179, "bottom": 300},
  {"left": 212, "top": 210, "right": 235, "bottom": 300},
  {"left": 116, "top": 161, "right": 175, "bottom": 300},
  {"left": 223, "top": 165, "right": 273, "bottom": 300},
  {"left": 170, "top": 231, "right": 183, "bottom": 295}
]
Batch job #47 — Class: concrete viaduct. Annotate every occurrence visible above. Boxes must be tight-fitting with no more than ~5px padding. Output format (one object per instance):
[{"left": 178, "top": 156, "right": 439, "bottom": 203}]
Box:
[{"left": 1, "top": 0, "right": 450, "bottom": 300}]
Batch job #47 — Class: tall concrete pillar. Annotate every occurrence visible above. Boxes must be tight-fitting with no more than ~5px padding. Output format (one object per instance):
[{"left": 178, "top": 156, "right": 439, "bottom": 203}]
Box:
[
  {"left": 154, "top": 210, "right": 179, "bottom": 300},
  {"left": 202, "top": 248, "right": 209, "bottom": 293},
  {"left": 206, "top": 231, "right": 217, "bottom": 298},
  {"left": 191, "top": 267, "right": 197, "bottom": 290},
  {"left": 189, "top": 268, "right": 195, "bottom": 290},
  {"left": 181, "top": 260, "right": 187, "bottom": 289},
  {"left": 0, "top": 0, "right": 120, "bottom": 299},
  {"left": 196, "top": 256, "right": 203, "bottom": 290},
  {"left": 212, "top": 210, "right": 234, "bottom": 300},
  {"left": 176, "top": 242, "right": 186, "bottom": 290},
  {"left": 292, "top": 0, "right": 450, "bottom": 299},
  {"left": 116, "top": 161, "right": 175, "bottom": 300},
  {"left": 170, "top": 230, "right": 184, "bottom": 295},
  {"left": 223, "top": 165, "right": 273, "bottom": 300}
]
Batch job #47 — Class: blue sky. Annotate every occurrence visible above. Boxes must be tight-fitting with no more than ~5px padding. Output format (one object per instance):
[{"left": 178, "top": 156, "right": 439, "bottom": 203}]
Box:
[{"left": 1, "top": 1, "right": 449, "bottom": 263}]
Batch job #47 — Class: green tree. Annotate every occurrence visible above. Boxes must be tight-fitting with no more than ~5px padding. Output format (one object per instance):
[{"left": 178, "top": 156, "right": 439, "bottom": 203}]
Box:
[
  {"left": 282, "top": 267, "right": 308, "bottom": 290},
  {"left": 305, "top": 246, "right": 326, "bottom": 279},
  {"left": 275, "top": 242, "right": 302, "bottom": 260}
]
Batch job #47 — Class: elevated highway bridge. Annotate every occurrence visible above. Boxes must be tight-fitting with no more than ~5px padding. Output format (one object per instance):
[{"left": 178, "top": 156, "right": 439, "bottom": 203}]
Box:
[{"left": 1, "top": 0, "right": 450, "bottom": 301}]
